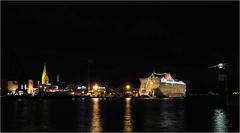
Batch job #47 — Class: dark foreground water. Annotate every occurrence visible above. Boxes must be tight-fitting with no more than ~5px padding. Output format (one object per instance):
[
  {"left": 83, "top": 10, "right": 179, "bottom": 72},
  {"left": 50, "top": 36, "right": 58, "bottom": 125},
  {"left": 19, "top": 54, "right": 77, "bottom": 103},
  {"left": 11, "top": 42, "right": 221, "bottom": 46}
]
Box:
[{"left": 1, "top": 97, "right": 239, "bottom": 132}]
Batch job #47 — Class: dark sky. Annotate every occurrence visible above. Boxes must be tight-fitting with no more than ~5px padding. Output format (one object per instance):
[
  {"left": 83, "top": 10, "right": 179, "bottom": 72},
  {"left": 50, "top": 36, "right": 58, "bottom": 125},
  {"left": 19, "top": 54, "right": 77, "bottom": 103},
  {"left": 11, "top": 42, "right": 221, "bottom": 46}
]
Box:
[{"left": 2, "top": 2, "right": 239, "bottom": 90}]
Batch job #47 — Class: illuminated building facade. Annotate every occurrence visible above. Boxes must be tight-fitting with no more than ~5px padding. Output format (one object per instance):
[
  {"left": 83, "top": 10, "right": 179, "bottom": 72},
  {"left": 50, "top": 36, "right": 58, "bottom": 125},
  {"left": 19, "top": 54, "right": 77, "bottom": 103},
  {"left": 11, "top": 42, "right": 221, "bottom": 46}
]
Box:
[
  {"left": 28, "top": 80, "right": 33, "bottom": 94},
  {"left": 87, "top": 84, "right": 106, "bottom": 97},
  {"left": 7, "top": 81, "right": 18, "bottom": 94}
]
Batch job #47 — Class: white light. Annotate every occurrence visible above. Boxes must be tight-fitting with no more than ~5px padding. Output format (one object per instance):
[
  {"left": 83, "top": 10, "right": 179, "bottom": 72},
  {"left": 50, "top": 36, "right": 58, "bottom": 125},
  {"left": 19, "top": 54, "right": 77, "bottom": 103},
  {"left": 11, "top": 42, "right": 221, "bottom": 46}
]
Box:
[
  {"left": 77, "top": 86, "right": 81, "bottom": 89},
  {"left": 232, "top": 92, "right": 239, "bottom": 95},
  {"left": 24, "top": 84, "right": 27, "bottom": 90},
  {"left": 19, "top": 91, "right": 23, "bottom": 95},
  {"left": 218, "top": 63, "right": 224, "bottom": 69}
]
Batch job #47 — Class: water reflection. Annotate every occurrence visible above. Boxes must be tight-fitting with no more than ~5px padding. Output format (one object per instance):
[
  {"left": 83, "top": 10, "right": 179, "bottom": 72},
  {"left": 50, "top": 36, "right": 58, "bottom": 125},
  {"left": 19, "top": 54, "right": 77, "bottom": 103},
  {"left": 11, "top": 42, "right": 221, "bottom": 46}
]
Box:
[
  {"left": 123, "top": 98, "right": 133, "bottom": 132},
  {"left": 2, "top": 98, "right": 238, "bottom": 132},
  {"left": 212, "top": 109, "right": 228, "bottom": 132},
  {"left": 40, "top": 99, "right": 50, "bottom": 130},
  {"left": 90, "top": 98, "right": 102, "bottom": 132}
]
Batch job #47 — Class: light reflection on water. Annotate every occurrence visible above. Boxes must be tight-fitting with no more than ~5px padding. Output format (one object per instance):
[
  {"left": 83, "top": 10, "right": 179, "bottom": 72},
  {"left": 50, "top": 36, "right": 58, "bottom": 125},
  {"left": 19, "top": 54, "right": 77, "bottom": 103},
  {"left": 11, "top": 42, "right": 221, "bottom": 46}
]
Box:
[
  {"left": 123, "top": 98, "right": 133, "bottom": 132},
  {"left": 212, "top": 109, "right": 229, "bottom": 132},
  {"left": 2, "top": 98, "right": 239, "bottom": 132},
  {"left": 90, "top": 98, "right": 102, "bottom": 132}
]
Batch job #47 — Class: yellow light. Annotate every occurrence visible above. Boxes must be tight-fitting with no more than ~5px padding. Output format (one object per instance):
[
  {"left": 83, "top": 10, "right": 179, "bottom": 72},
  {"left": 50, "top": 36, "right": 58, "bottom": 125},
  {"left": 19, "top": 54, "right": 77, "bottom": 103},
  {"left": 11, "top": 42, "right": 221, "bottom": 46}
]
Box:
[
  {"left": 92, "top": 98, "right": 99, "bottom": 102},
  {"left": 126, "top": 85, "right": 131, "bottom": 89},
  {"left": 93, "top": 84, "right": 98, "bottom": 90},
  {"left": 126, "top": 97, "right": 131, "bottom": 101}
]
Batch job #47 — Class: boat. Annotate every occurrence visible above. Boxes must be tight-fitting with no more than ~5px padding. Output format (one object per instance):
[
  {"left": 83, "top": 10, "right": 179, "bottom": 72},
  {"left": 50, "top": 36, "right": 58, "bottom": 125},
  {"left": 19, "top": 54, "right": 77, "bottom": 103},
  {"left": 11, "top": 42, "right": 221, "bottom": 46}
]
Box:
[{"left": 139, "top": 72, "right": 186, "bottom": 98}]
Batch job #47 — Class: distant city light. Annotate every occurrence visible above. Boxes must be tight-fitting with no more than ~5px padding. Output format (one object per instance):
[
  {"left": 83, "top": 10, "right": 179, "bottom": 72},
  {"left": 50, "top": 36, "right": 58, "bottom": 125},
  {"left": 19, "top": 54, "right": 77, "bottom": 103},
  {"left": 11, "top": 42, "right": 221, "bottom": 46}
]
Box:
[
  {"left": 93, "top": 84, "right": 99, "bottom": 90},
  {"left": 24, "top": 84, "right": 27, "bottom": 90},
  {"left": 78, "top": 85, "right": 86, "bottom": 90},
  {"left": 232, "top": 92, "right": 239, "bottom": 95},
  {"left": 126, "top": 85, "right": 131, "bottom": 89},
  {"left": 126, "top": 97, "right": 131, "bottom": 101}
]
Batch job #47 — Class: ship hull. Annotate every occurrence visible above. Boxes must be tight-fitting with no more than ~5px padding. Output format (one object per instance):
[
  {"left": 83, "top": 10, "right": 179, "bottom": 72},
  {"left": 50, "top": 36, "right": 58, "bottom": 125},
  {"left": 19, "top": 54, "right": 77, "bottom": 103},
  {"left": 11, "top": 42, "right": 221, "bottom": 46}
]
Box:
[{"left": 155, "top": 83, "right": 186, "bottom": 98}]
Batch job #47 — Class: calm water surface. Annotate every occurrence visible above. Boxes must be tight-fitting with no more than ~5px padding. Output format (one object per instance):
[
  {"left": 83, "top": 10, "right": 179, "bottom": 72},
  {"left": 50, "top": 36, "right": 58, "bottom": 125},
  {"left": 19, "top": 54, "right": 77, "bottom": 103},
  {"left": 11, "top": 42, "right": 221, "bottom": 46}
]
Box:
[{"left": 1, "top": 97, "right": 239, "bottom": 132}]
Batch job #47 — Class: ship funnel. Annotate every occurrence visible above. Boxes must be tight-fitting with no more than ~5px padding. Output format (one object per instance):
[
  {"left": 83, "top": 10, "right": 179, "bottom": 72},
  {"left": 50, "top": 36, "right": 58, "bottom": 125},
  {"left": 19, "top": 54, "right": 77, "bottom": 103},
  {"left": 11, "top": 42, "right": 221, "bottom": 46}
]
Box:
[{"left": 164, "top": 73, "right": 172, "bottom": 79}]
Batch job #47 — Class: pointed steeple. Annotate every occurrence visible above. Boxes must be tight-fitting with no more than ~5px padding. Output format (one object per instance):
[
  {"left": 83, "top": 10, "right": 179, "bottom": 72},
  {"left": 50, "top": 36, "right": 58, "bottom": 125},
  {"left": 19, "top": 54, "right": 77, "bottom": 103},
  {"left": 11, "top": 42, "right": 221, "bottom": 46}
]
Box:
[{"left": 41, "top": 62, "right": 49, "bottom": 84}]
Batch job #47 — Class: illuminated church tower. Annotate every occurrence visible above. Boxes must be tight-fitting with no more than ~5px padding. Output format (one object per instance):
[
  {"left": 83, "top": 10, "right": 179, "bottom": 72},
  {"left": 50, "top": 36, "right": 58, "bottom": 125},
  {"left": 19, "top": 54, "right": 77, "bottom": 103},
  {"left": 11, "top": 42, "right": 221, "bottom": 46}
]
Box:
[{"left": 41, "top": 62, "right": 49, "bottom": 85}]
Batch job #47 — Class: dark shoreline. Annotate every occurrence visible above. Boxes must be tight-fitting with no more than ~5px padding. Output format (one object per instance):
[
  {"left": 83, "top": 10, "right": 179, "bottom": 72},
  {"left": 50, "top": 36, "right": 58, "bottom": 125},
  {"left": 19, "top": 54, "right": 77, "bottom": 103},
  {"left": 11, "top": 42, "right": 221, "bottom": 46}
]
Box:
[{"left": 1, "top": 95, "right": 238, "bottom": 107}]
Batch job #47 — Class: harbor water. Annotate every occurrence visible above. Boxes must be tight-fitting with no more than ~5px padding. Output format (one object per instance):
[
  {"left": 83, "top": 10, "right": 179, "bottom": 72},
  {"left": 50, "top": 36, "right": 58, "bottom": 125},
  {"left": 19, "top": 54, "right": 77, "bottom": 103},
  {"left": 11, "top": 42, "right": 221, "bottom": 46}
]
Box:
[{"left": 1, "top": 97, "right": 239, "bottom": 132}]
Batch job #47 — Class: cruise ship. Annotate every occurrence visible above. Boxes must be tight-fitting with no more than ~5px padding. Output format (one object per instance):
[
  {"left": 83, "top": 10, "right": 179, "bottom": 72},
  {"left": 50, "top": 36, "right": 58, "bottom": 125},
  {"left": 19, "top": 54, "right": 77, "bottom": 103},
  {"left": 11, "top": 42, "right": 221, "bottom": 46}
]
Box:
[{"left": 139, "top": 72, "right": 186, "bottom": 98}]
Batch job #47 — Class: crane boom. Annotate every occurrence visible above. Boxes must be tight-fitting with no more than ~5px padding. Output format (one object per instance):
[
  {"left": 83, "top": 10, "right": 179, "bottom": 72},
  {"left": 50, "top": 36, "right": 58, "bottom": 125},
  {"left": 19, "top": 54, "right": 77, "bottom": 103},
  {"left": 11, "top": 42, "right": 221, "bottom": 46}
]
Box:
[{"left": 145, "top": 72, "right": 167, "bottom": 90}]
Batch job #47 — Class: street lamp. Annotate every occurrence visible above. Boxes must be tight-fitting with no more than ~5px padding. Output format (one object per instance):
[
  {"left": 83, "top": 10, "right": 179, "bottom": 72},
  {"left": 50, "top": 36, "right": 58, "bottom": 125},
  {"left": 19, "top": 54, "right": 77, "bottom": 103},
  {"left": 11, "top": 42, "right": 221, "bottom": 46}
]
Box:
[
  {"left": 126, "top": 85, "right": 131, "bottom": 90},
  {"left": 93, "top": 84, "right": 99, "bottom": 90}
]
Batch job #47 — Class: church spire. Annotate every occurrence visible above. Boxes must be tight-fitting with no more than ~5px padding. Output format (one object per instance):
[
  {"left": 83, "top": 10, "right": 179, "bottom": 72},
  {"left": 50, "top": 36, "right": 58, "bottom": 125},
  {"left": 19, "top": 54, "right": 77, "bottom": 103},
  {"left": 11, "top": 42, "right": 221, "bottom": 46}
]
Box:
[{"left": 41, "top": 62, "right": 49, "bottom": 84}]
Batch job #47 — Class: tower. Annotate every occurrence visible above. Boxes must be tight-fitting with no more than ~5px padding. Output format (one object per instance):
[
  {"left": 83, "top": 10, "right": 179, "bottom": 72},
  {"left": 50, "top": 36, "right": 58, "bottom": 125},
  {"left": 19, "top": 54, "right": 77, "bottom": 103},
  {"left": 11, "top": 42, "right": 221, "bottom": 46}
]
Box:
[
  {"left": 57, "top": 73, "right": 59, "bottom": 83},
  {"left": 28, "top": 80, "right": 33, "bottom": 94},
  {"left": 41, "top": 62, "right": 49, "bottom": 85}
]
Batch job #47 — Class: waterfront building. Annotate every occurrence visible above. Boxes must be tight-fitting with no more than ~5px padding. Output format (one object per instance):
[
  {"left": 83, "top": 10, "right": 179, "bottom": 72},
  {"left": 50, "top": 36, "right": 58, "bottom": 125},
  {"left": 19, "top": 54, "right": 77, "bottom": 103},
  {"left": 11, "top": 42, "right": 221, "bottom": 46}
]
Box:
[
  {"left": 87, "top": 84, "right": 106, "bottom": 97},
  {"left": 28, "top": 80, "right": 33, "bottom": 94},
  {"left": 7, "top": 81, "right": 18, "bottom": 94},
  {"left": 75, "top": 85, "right": 87, "bottom": 96},
  {"left": 27, "top": 80, "right": 39, "bottom": 95}
]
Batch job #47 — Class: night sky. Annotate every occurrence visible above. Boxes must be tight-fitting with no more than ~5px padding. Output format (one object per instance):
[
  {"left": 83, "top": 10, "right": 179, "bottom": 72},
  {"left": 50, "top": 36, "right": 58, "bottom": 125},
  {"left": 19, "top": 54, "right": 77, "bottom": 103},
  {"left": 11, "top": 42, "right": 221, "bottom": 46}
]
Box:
[{"left": 2, "top": 2, "right": 239, "bottom": 90}]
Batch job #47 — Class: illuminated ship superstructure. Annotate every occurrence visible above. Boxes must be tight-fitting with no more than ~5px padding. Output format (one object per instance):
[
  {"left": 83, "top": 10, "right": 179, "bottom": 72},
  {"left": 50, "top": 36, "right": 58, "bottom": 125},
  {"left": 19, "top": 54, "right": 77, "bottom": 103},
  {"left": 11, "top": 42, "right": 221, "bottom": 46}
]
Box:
[{"left": 139, "top": 72, "right": 186, "bottom": 98}]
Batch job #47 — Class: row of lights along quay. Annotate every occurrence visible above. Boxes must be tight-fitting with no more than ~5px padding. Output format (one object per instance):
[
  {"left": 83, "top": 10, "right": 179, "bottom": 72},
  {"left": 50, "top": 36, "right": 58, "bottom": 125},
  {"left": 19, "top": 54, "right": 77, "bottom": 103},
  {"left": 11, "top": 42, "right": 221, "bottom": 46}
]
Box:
[{"left": 1, "top": 82, "right": 138, "bottom": 99}]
